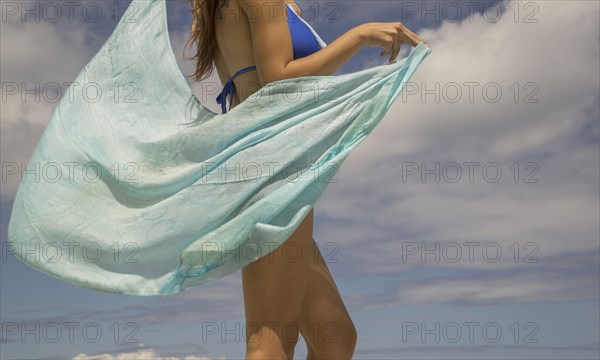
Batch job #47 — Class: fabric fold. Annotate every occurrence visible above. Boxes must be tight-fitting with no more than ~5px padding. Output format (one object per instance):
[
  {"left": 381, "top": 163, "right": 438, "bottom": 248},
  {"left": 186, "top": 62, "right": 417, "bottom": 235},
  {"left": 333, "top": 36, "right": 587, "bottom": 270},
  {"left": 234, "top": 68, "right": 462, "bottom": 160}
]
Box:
[{"left": 7, "top": 0, "right": 432, "bottom": 296}]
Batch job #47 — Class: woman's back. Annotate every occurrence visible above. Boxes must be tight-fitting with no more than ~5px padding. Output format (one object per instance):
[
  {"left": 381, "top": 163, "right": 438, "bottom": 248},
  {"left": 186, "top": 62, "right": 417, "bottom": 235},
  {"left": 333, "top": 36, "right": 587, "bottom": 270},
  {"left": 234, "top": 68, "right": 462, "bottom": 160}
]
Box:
[{"left": 214, "top": 0, "right": 259, "bottom": 109}]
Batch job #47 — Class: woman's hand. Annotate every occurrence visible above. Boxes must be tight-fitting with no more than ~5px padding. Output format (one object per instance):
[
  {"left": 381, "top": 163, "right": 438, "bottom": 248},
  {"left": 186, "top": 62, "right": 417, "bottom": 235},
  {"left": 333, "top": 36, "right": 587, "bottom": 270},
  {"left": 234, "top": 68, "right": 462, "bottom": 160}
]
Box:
[{"left": 356, "top": 22, "right": 430, "bottom": 63}]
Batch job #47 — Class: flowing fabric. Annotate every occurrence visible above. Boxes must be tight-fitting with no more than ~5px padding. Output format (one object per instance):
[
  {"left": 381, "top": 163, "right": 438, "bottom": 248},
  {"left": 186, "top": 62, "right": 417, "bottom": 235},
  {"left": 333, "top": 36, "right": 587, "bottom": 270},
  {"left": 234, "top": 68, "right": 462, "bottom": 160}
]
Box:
[{"left": 7, "top": 0, "right": 431, "bottom": 296}]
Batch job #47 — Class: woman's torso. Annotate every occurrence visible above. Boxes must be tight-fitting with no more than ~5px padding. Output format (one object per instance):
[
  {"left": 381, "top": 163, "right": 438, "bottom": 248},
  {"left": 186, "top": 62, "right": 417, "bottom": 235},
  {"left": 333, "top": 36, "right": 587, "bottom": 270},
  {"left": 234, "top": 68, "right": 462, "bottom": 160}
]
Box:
[{"left": 213, "top": 0, "right": 322, "bottom": 112}]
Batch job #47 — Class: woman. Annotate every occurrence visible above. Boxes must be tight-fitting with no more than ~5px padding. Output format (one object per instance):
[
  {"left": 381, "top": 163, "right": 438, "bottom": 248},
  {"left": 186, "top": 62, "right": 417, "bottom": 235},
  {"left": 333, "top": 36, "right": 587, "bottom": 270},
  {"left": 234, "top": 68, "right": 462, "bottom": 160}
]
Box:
[
  {"left": 8, "top": 1, "right": 430, "bottom": 357},
  {"left": 182, "top": 0, "right": 429, "bottom": 358}
]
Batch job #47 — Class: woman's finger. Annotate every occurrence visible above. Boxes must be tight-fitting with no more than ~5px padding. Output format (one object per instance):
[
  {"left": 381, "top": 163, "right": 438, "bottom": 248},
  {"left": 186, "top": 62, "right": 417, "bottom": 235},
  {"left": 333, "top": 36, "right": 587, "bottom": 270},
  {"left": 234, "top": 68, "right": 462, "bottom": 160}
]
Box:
[
  {"left": 399, "top": 24, "right": 421, "bottom": 47},
  {"left": 389, "top": 26, "right": 401, "bottom": 63}
]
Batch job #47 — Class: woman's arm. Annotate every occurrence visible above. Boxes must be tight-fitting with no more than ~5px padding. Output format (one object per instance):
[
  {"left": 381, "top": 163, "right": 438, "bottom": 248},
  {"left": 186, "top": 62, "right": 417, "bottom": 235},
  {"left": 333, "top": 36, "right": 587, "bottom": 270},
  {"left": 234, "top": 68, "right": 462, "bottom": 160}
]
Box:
[{"left": 240, "top": 0, "right": 365, "bottom": 85}]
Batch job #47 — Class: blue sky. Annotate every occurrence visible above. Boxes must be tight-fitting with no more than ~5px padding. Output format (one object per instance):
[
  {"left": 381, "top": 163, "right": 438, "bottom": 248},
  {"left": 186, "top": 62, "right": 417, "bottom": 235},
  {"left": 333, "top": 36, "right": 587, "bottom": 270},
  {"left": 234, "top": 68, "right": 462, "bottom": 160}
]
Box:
[{"left": 1, "top": 0, "right": 599, "bottom": 359}]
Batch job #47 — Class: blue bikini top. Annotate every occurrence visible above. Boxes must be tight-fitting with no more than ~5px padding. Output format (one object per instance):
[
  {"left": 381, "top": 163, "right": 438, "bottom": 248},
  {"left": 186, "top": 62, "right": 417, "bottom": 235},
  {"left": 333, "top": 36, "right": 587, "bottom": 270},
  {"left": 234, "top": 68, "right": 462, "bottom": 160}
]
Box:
[{"left": 216, "top": 3, "right": 327, "bottom": 114}]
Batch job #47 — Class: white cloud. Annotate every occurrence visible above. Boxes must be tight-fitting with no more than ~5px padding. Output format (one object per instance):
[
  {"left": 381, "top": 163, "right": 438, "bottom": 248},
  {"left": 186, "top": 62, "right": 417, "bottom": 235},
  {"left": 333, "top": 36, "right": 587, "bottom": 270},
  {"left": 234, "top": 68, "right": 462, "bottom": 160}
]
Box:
[
  {"left": 311, "top": 0, "right": 599, "bottom": 307},
  {"left": 316, "top": 0, "right": 598, "bottom": 250},
  {"left": 71, "top": 348, "right": 224, "bottom": 360},
  {"left": 347, "top": 266, "right": 599, "bottom": 309}
]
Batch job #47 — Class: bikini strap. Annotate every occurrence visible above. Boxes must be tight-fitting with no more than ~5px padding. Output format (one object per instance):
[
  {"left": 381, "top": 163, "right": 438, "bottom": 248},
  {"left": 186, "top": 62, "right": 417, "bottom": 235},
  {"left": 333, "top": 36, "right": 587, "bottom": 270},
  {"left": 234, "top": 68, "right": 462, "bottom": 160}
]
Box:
[{"left": 216, "top": 65, "right": 257, "bottom": 114}]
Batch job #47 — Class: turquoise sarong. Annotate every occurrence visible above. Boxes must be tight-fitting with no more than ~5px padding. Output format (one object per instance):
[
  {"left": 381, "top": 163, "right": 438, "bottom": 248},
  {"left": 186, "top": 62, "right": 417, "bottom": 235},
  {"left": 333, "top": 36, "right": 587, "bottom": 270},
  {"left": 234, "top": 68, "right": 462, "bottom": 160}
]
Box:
[{"left": 7, "top": 0, "right": 431, "bottom": 296}]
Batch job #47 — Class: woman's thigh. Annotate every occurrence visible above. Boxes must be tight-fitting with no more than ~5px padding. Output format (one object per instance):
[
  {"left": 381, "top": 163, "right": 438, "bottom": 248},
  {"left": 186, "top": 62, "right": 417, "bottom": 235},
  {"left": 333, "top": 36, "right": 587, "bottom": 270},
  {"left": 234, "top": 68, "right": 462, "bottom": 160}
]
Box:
[
  {"left": 298, "top": 237, "right": 357, "bottom": 353},
  {"left": 241, "top": 208, "right": 315, "bottom": 348}
]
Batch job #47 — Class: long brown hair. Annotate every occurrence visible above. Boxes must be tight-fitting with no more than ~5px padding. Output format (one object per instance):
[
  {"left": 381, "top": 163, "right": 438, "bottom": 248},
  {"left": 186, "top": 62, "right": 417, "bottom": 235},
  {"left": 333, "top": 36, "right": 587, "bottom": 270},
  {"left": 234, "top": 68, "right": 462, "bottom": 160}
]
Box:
[{"left": 180, "top": 0, "right": 228, "bottom": 82}]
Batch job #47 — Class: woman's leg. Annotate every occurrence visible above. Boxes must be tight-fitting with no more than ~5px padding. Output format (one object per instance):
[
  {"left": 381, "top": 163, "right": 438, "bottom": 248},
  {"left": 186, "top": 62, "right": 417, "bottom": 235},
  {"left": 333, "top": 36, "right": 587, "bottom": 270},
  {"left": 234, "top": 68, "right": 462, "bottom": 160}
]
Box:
[
  {"left": 299, "top": 238, "right": 358, "bottom": 359},
  {"left": 242, "top": 208, "right": 315, "bottom": 359}
]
